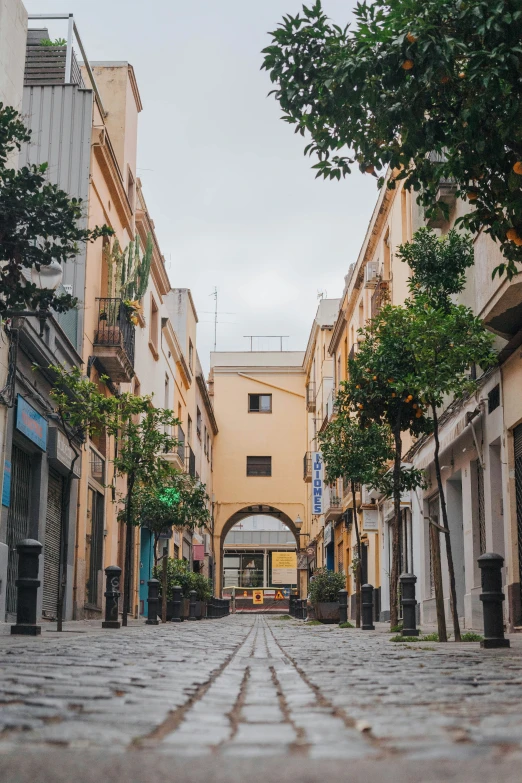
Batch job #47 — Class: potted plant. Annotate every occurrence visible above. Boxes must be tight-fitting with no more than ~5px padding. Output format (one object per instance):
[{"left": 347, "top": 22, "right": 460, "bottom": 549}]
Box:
[
  {"left": 308, "top": 567, "right": 346, "bottom": 623},
  {"left": 191, "top": 572, "right": 212, "bottom": 619},
  {"left": 154, "top": 558, "right": 193, "bottom": 620}
]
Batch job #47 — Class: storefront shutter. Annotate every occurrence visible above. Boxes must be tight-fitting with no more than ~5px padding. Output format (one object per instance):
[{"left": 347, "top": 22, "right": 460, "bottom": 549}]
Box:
[
  {"left": 6, "top": 446, "right": 31, "bottom": 615},
  {"left": 42, "top": 469, "right": 63, "bottom": 618}
]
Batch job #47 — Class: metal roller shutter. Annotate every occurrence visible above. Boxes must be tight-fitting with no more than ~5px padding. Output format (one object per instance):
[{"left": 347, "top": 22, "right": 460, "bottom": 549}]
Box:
[{"left": 42, "top": 469, "right": 63, "bottom": 618}]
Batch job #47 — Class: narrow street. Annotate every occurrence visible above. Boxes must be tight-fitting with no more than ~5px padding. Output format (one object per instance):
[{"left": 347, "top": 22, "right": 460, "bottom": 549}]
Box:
[{"left": 0, "top": 616, "right": 521, "bottom": 781}]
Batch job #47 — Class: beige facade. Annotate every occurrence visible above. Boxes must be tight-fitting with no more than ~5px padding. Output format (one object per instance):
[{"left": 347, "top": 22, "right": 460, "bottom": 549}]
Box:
[{"left": 210, "top": 351, "right": 306, "bottom": 595}]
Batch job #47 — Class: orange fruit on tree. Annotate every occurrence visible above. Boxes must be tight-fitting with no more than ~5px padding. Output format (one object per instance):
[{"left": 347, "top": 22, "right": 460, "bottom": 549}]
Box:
[
  {"left": 515, "top": 236, "right": 522, "bottom": 247},
  {"left": 416, "top": 411, "right": 422, "bottom": 418},
  {"left": 373, "top": 375, "right": 377, "bottom": 380},
  {"left": 365, "top": 165, "right": 375, "bottom": 175},
  {"left": 392, "top": 392, "right": 396, "bottom": 398},
  {"left": 406, "top": 32, "right": 417, "bottom": 43},
  {"left": 467, "top": 191, "right": 478, "bottom": 201},
  {"left": 402, "top": 60, "right": 414, "bottom": 70},
  {"left": 440, "top": 75, "right": 450, "bottom": 84},
  {"left": 458, "top": 72, "right": 466, "bottom": 79},
  {"left": 506, "top": 228, "right": 519, "bottom": 242},
  {"left": 513, "top": 161, "right": 522, "bottom": 175}
]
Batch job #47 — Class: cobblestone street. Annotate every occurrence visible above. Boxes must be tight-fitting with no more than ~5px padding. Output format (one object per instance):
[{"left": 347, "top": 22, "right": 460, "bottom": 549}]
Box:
[{"left": 0, "top": 615, "right": 521, "bottom": 781}]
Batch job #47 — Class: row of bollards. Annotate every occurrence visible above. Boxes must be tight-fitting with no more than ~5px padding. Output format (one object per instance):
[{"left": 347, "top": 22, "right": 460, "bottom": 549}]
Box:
[
  {"left": 7, "top": 540, "right": 510, "bottom": 647},
  {"left": 289, "top": 595, "right": 307, "bottom": 620}
]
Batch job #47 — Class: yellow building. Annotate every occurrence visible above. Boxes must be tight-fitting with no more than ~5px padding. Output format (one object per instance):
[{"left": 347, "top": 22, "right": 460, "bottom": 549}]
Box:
[{"left": 210, "top": 351, "right": 306, "bottom": 596}]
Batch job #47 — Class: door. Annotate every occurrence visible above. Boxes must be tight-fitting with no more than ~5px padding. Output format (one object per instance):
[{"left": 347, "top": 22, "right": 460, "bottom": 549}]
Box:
[
  {"left": 42, "top": 469, "right": 63, "bottom": 618},
  {"left": 6, "top": 446, "right": 31, "bottom": 616},
  {"left": 85, "top": 488, "right": 104, "bottom": 607}
]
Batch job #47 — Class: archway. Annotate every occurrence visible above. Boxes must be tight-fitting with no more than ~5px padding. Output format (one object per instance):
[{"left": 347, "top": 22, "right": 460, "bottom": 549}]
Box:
[{"left": 213, "top": 502, "right": 305, "bottom": 597}]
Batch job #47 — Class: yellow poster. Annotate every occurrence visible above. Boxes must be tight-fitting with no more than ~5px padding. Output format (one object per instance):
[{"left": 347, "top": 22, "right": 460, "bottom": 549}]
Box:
[
  {"left": 253, "top": 590, "right": 264, "bottom": 605},
  {"left": 272, "top": 552, "right": 297, "bottom": 569}
]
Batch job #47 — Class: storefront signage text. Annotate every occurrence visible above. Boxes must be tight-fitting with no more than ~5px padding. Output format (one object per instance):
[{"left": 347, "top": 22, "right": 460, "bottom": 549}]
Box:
[
  {"left": 312, "top": 451, "right": 324, "bottom": 515},
  {"left": 16, "top": 395, "right": 47, "bottom": 450}
]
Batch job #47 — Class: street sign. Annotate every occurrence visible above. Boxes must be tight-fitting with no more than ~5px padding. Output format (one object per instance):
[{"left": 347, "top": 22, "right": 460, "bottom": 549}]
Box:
[
  {"left": 253, "top": 590, "right": 264, "bottom": 605},
  {"left": 275, "top": 590, "right": 284, "bottom": 601}
]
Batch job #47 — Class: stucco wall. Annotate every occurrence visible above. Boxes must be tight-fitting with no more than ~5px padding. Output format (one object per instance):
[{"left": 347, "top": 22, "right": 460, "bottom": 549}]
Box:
[{"left": 0, "top": 0, "right": 26, "bottom": 110}]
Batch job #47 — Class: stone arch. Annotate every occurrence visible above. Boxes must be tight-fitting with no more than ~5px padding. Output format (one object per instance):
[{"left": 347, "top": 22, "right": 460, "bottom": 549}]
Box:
[{"left": 213, "top": 502, "right": 304, "bottom": 596}]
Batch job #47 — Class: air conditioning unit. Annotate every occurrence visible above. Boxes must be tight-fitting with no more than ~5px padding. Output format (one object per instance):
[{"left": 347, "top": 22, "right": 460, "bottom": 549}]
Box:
[{"left": 364, "top": 261, "right": 380, "bottom": 286}]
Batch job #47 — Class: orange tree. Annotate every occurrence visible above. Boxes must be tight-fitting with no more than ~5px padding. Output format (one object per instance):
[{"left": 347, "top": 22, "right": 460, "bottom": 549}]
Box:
[
  {"left": 319, "top": 414, "right": 393, "bottom": 627},
  {"left": 345, "top": 310, "right": 428, "bottom": 628},
  {"left": 262, "top": 0, "right": 522, "bottom": 278}
]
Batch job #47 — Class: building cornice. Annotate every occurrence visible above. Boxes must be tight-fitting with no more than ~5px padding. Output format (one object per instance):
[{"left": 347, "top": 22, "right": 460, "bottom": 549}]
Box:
[
  {"left": 92, "top": 127, "right": 133, "bottom": 235},
  {"left": 196, "top": 373, "right": 219, "bottom": 435},
  {"left": 161, "top": 320, "right": 192, "bottom": 388}
]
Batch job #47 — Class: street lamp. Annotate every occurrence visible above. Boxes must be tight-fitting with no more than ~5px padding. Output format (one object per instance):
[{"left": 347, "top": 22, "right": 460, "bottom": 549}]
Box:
[{"left": 294, "top": 514, "right": 309, "bottom": 550}]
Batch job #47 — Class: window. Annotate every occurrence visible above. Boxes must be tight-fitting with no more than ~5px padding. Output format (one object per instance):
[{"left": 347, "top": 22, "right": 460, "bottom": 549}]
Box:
[
  {"left": 188, "top": 339, "right": 194, "bottom": 371},
  {"left": 187, "top": 415, "right": 192, "bottom": 443},
  {"left": 247, "top": 456, "right": 272, "bottom": 477},
  {"left": 488, "top": 385, "right": 500, "bottom": 413},
  {"left": 149, "top": 295, "right": 159, "bottom": 358},
  {"left": 248, "top": 394, "right": 272, "bottom": 413},
  {"left": 204, "top": 425, "right": 207, "bottom": 455},
  {"left": 196, "top": 407, "right": 202, "bottom": 439}
]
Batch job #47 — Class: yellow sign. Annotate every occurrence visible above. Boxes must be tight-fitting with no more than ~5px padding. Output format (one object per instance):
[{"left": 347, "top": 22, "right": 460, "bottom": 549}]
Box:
[
  {"left": 272, "top": 552, "right": 297, "bottom": 569},
  {"left": 275, "top": 590, "right": 285, "bottom": 601},
  {"left": 253, "top": 590, "right": 264, "bottom": 605}
]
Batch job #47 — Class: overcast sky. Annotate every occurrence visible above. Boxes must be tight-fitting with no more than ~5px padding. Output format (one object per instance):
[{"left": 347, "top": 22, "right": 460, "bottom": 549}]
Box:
[{"left": 24, "top": 0, "right": 378, "bottom": 372}]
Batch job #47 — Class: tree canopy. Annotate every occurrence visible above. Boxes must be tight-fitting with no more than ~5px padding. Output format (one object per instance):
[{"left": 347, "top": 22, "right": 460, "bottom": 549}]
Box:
[{"left": 262, "top": 0, "right": 522, "bottom": 278}]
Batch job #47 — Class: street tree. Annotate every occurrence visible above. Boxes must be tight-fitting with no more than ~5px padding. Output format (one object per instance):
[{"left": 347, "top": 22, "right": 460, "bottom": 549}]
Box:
[
  {"left": 132, "top": 472, "right": 211, "bottom": 621},
  {"left": 262, "top": 0, "right": 522, "bottom": 278},
  {"left": 397, "top": 229, "right": 497, "bottom": 641},
  {"left": 107, "top": 398, "right": 180, "bottom": 626},
  {"left": 0, "top": 104, "right": 112, "bottom": 314},
  {"left": 345, "top": 308, "right": 428, "bottom": 628},
  {"left": 319, "top": 414, "right": 393, "bottom": 626},
  {"left": 48, "top": 364, "right": 114, "bottom": 630}
]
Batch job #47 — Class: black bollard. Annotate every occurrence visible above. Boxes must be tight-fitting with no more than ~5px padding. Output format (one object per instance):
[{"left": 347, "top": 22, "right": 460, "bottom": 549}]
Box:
[
  {"left": 207, "top": 596, "right": 215, "bottom": 619},
  {"left": 289, "top": 595, "right": 295, "bottom": 617},
  {"left": 339, "top": 589, "right": 348, "bottom": 625},
  {"left": 188, "top": 590, "right": 197, "bottom": 620},
  {"left": 145, "top": 578, "right": 159, "bottom": 626},
  {"left": 102, "top": 566, "right": 122, "bottom": 629},
  {"left": 11, "top": 539, "right": 42, "bottom": 636},
  {"left": 171, "top": 585, "right": 182, "bottom": 622},
  {"left": 478, "top": 553, "right": 510, "bottom": 648},
  {"left": 400, "top": 573, "right": 419, "bottom": 637},
  {"left": 361, "top": 584, "right": 375, "bottom": 630}
]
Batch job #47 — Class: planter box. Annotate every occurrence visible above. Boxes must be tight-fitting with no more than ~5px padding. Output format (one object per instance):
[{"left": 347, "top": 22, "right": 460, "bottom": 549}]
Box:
[{"left": 314, "top": 601, "right": 340, "bottom": 624}]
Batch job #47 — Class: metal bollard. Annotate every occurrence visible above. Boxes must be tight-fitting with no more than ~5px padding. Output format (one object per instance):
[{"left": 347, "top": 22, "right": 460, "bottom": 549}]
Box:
[
  {"left": 188, "top": 590, "right": 197, "bottom": 620},
  {"left": 11, "top": 539, "right": 42, "bottom": 636},
  {"left": 171, "top": 585, "right": 183, "bottom": 622},
  {"left": 145, "top": 578, "right": 159, "bottom": 626},
  {"left": 102, "top": 566, "right": 122, "bottom": 629},
  {"left": 339, "top": 589, "right": 348, "bottom": 624},
  {"left": 400, "top": 573, "right": 419, "bottom": 637},
  {"left": 361, "top": 584, "right": 375, "bottom": 630},
  {"left": 207, "top": 597, "right": 215, "bottom": 619},
  {"left": 478, "top": 553, "right": 510, "bottom": 648}
]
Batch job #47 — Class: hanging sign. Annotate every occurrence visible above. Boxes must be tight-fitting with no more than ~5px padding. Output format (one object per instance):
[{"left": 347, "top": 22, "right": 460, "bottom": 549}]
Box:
[
  {"left": 16, "top": 395, "right": 47, "bottom": 450},
  {"left": 363, "top": 507, "right": 379, "bottom": 531},
  {"left": 324, "top": 522, "right": 333, "bottom": 546},
  {"left": 312, "top": 451, "right": 324, "bottom": 515},
  {"left": 253, "top": 590, "right": 264, "bottom": 605}
]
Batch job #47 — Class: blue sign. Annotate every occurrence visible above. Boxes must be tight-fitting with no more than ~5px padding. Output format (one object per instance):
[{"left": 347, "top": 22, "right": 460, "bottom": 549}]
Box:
[
  {"left": 2, "top": 460, "right": 11, "bottom": 507},
  {"left": 16, "top": 395, "right": 47, "bottom": 450},
  {"left": 312, "top": 451, "right": 324, "bottom": 515}
]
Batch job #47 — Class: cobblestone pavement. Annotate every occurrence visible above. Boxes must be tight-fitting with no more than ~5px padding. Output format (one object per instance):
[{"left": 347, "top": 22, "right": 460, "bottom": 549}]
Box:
[{"left": 0, "top": 615, "right": 521, "bottom": 781}]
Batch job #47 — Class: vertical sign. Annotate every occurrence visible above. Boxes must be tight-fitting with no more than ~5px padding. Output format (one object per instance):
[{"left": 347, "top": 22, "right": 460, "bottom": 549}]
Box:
[
  {"left": 2, "top": 459, "right": 11, "bottom": 507},
  {"left": 312, "top": 451, "right": 323, "bottom": 515}
]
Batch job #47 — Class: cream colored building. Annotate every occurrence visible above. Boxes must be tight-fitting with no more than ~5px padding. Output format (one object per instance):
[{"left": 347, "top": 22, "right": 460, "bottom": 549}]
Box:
[{"left": 210, "top": 351, "right": 306, "bottom": 596}]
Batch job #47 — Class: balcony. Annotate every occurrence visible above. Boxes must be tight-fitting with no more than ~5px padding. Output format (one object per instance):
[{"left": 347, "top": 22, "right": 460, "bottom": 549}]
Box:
[
  {"left": 371, "top": 279, "right": 390, "bottom": 319},
  {"left": 164, "top": 425, "right": 185, "bottom": 471},
  {"left": 324, "top": 487, "right": 343, "bottom": 522},
  {"left": 303, "top": 452, "right": 312, "bottom": 482},
  {"left": 93, "top": 299, "right": 135, "bottom": 382},
  {"left": 426, "top": 151, "right": 457, "bottom": 228},
  {"left": 25, "top": 28, "right": 85, "bottom": 87},
  {"left": 306, "top": 382, "right": 316, "bottom": 412}
]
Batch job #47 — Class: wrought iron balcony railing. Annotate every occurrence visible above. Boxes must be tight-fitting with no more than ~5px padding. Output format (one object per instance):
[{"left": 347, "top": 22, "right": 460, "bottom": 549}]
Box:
[
  {"left": 306, "top": 382, "right": 316, "bottom": 412},
  {"left": 93, "top": 298, "right": 135, "bottom": 382}
]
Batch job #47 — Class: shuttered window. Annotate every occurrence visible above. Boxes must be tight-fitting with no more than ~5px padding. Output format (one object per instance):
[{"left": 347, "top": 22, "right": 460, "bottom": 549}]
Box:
[{"left": 246, "top": 456, "right": 272, "bottom": 477}]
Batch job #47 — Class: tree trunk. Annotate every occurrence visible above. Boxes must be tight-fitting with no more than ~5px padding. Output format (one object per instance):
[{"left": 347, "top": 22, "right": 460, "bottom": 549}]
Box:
[
  {"left": 429, "top": 521, "right": 447, "bottom": 642},
  {"left": 431, "top": 403, "right": 461, "bottom": 642},
  {"left": 162, "top": 545, "right": 168, "bottom": 623},
  {"left": 122, "top": 473, "right": 135, "bottom": 627},
  {"left": 389, "top": 416, "right": 402, "bottom": 629},
  {"left": 351, "top": 481, "right": 362, "bottom": 628}
]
